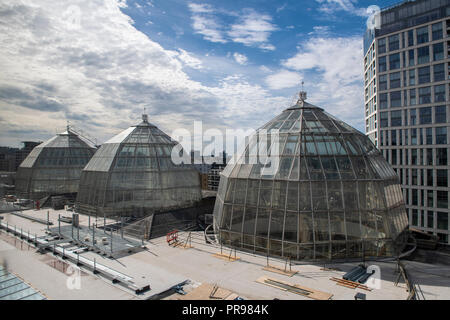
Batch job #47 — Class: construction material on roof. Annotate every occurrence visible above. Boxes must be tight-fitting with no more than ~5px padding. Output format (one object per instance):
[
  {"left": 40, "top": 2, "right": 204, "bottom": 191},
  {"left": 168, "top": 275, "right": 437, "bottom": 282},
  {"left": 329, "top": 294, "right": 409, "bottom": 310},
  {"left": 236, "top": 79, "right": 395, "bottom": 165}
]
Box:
[
  {"left": 330, "top": 277, "right": 373, "bottom": 291},
  {"left": 256, "top": 276, "right": 333, "bottom": 300},
  {"left": 176, "top": 283, "right": 240, "bottom": 300},
  {"left": 263, "top": 265, "right": 298, "bottom": 277}
]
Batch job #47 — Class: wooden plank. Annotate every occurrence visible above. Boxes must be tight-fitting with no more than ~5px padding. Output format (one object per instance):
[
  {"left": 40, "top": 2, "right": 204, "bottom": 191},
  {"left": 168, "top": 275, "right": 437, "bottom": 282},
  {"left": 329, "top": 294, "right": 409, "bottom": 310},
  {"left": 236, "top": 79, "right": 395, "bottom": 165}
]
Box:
[
  {"left": 224, "top": 293, "right": 239, "bottom": 300},
  {"left": 212, "top": 252, "right": 240, "bottom": 262},
  {"left": 330, "top": 277, "right": 372, "bottom": 291},
  {"left": 263, "top": 265, "right": 298, "bottom": 277},
  {"left": 176, "top": 283, "right": 238, "bottom": 300},
  {"left": 256, "top": 276, "right": 333, "bottom": 300}
]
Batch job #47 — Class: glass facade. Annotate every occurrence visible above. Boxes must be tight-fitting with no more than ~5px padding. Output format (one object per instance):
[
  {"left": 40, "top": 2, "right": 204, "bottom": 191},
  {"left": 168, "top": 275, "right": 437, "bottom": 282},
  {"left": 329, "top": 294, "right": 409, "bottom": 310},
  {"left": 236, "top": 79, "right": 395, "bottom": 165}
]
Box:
[
  {"left": 15, "top": 129, "right": 97, "bottom": 200},
  {"left": 213, "top": 99, "right": 409, "bottom": 261},
  {"left": 75, "top": 116, "right": 201, "bottom": 217}
]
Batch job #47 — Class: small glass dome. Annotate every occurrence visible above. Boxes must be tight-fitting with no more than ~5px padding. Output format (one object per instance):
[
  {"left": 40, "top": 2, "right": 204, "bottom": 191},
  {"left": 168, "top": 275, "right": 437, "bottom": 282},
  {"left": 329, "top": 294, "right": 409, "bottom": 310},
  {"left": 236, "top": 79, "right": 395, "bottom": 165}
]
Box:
[
  {"left": 76, "top": 115, "right": 202, "bottom": 217},
  {"left": 15, "top": 128, "right": 97, "bottom": 200},
  {"left": 213, "top": 93, "right": 409, "bottom": 261}
]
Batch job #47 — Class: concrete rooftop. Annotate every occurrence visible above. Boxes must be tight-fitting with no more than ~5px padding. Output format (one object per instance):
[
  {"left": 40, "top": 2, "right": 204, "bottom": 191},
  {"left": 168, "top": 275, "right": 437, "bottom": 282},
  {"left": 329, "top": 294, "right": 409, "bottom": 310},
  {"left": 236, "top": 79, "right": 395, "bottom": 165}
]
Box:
[{"left": 1, "top": 206, "right": 450, "bottom": 300}]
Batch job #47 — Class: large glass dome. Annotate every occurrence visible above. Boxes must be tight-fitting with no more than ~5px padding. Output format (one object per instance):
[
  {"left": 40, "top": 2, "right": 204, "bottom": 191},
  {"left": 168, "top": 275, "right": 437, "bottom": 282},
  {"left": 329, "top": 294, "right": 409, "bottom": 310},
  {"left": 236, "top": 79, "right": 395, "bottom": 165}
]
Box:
[
  {"left": 15, "top": 128, "right": 97, "bottom": 200},
  {"left": 213, "top": 93, "right": 409, "bottom": 261},
  {"left": 76, "top": 115, "right": 202, "bottom": 217}
]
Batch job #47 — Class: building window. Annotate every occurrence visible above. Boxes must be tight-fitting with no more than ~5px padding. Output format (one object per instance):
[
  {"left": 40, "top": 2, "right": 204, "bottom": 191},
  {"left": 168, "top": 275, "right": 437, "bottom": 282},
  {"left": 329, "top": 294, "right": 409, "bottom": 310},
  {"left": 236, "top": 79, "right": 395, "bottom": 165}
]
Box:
[
  {"left": 412, "top": 209, "right": 418, "bottom": 226},
  {"left": 379, "top": 74, "right": 387, "bottom": 91},
  {"left": 411, "top": 128, "right": 417, "bottom": 145},
  {"left": 427, "top": 191, "right": 434, "bottom": 208},
  {"left": 378, "top": 38, "right": 386, "bottom": 54},
  {"left": 437, "top": 192, "right": 448, "bottom": 210},
  {"left": 380, "top": 93, "right": 388, "bottom": 109},
  {"left": 389, "top": 34, "right": 399, "bottom": 51},
  {"left": 434, "top": 85, "right": 446, "bottom": 103},
  {"left": 390, "top": 91, "right": 402, "bottom": 108},
  {"left": 432, "top": 22, "right": 443, "bottom": 41},
  {"left": 412, "top": 150, "right": 418, "bottom": 166},
  {"left": 437, "top": 212, "right": 448, "bottom": 230},
  {"left": 392, "top": 149, "right": 397, "bottom": 164},
  {"left": 409, "top": 89, "right": 416, "bottom": 105},
  {"left": 419, "top": 107, "right": 432, "bottom": 124},
  {"left": 435, "top": 127, "right": 447, "bottom": 144},
  {"left": 389, "top": 72, "right": 401, "bottom": 89},
  {"left": 416, "top": 26, "right": 428, "bottom": 44},
  {"left": 426, "top": 211, "right": 433, "bottom": 228},
  {"left": 389, "top": 53, "right": 400, "bottom": 70},
  {"left": 391, "top": 110, "right": 402, "bottom": 127},
  {"left": 408, "top": 29, "right": 414, "bottom": 46},
  {"left": 378, "top": 56, "right": 386, "bottom": 72},
  {"left": 408, "top": 49, "right": 414, "bottom": 66},
  {"left": 433, "top": 63, "right": 445, "bottom": 82},
  {"left": 433, "top": 42, "right": 444, "bottom": 61},
  {"left": 426, "top": 128, "right": 433, "bottom": 145},
  {"left": 412, "top": 189, "right": 418, "bottom": 205},
  {"left": 410, "top": 108, "right": 416, "bottom": 125},
  {"left": 427, "top": 148, "right": 433, "bottom": 165},
  {"left": 437, "top": 169, "right": 448, "bottom": 187},
  {"left": 417, "top": 46, "right": 429, "bottom": 64},
  {"left": 380, "top": 112, "right": 388, "bottom": 128},
  {"left": 435, "top": 106, "right": 447, "bottom": 123},
  {"left": 418, "top": 66, "right": 430, "bottom": 84},
  {"left": 418, "top": 86, "right": 431, "bottom": 104},
  {"left": 408, "top": 69, "right": 415, "bottom": 86},
  {"left": 436, "top": 148, "right": 447, "bottom": 166},
  {"left": 427, "top": 169, "right": 433, "bottom": 186}
]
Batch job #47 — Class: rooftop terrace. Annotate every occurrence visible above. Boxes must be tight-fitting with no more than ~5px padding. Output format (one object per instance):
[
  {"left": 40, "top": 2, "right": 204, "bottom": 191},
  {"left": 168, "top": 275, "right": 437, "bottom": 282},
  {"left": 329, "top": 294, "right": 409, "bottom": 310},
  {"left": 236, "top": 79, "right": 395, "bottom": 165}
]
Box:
[{"left": 1, "top": 207, "right": 450, "bottom": 300}]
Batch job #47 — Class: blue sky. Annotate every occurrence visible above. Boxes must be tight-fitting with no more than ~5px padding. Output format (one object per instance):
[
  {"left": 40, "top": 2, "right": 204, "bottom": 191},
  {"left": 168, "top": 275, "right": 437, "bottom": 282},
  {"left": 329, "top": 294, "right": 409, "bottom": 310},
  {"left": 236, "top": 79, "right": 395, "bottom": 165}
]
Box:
[{"left": 0, "top": 0, "right": 399, "bottom": 149}]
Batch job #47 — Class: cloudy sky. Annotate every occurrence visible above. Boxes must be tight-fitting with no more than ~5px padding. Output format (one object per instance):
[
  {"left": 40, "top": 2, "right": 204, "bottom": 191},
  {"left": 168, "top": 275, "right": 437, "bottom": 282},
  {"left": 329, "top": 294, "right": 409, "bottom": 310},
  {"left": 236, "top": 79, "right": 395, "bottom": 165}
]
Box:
[{"left": 0, "top": 0, "right": 398, "bottom": 150}]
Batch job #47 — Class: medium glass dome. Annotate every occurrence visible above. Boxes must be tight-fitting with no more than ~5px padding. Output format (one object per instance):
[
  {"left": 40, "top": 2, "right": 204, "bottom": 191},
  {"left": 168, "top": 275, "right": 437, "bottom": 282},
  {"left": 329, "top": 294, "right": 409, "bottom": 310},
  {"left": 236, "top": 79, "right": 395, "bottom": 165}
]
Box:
[
  {"left": 15, "top": 128, "right": 97, "bottom": 200},
  {"left": 76, "top": 115, "right": 202, "bottom": 217},
  {"left": 213, "top": 93, "right": 409, "bottom": 261}
]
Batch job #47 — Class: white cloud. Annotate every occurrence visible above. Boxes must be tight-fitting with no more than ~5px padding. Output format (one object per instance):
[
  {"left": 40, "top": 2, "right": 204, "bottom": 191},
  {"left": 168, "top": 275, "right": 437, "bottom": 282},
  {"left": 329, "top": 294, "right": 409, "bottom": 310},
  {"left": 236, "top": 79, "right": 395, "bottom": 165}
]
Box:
[
  {"left": 233, "top": 53, "right": 248, "bottom": 65},
  {"left": 315, "top": 0, "right": 367, "bottom": 17},
  {"left": 0, "top": 0, "right": 288, "bottom": 147},
  {"left": 188, "top": 4, "right": 277, "bottom": 50},
  {"left": 188, "top": 3, "right": 214, "bottom": 14},
  {"left": 265, "top": 70, "right": 302, "bottom": 90},
  {"left": 176, "top": 49, "right": 203, "bottom": 69},
  {"left": 227, "top": 10, "right": 277, "bottom": 49},
  {"left": 282, "top": 36, "right": 364, "bottom": 128},
  {"left": 283, "top": 37, "right": 362, "bottom": 85},
  {"left": 308, "top": 26, "right": 330, "bottom": 36},
  {"left": 190, "top": 14, "right": 227, "bottom": 43}
]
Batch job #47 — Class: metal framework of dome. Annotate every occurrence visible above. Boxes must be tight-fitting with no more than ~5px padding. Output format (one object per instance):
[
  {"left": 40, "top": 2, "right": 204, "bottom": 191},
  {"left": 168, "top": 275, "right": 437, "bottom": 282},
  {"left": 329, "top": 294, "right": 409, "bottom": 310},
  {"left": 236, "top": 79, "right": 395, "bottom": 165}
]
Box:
[
  {"left": 76, "top": 114, "right": 202, "bottom": 217},
  {"left": 15, "top": 127, "right": 97, "bottom": 200},
  {"left": 213, "top": 92, "right": 409, "bottom": 261}
]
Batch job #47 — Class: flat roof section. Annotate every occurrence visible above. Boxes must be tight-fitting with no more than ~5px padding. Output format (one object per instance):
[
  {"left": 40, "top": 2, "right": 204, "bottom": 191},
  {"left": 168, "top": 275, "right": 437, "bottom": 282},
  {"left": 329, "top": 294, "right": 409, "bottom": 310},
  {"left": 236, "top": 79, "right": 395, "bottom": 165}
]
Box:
[{"left": 0, "top": 265, "right": 46, "bottom": 300}]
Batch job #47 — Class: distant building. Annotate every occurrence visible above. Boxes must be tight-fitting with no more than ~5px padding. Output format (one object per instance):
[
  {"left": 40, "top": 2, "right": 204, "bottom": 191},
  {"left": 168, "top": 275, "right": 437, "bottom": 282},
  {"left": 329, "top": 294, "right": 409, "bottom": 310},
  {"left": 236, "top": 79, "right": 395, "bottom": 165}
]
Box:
[
  {"left": 363, "top": 0, "right": 450, "bottom": 244},
  {"left": 207, "top": 152, "right": 228, "bottom": 191},
  {"left": 0, "top": 147, "right": 18, "bottom": 172}
]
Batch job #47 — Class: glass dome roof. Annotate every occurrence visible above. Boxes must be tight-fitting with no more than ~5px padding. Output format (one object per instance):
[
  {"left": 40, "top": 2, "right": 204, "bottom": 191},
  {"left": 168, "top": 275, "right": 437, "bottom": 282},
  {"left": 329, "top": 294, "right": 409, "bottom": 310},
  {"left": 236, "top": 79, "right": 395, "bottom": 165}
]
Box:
[
  {"left": 15, "top": 128, "right": 97, "bottom": 200},
  {"left": 213, "top": 94, "right": 409, "bottom": 261},
  {"left": 76, "top": 115, "right": 202, "bottom": 217}
]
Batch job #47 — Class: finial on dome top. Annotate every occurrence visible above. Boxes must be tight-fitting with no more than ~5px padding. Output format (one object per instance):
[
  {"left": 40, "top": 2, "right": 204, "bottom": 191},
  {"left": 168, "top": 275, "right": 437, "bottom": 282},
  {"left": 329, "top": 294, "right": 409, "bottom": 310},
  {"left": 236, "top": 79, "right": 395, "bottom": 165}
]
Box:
[
  {"left": 297, "top": 81, "right": 307, "bottom": 104},
  {"left": 142, "top": 107, "right": 149, "bottom": 123}
]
